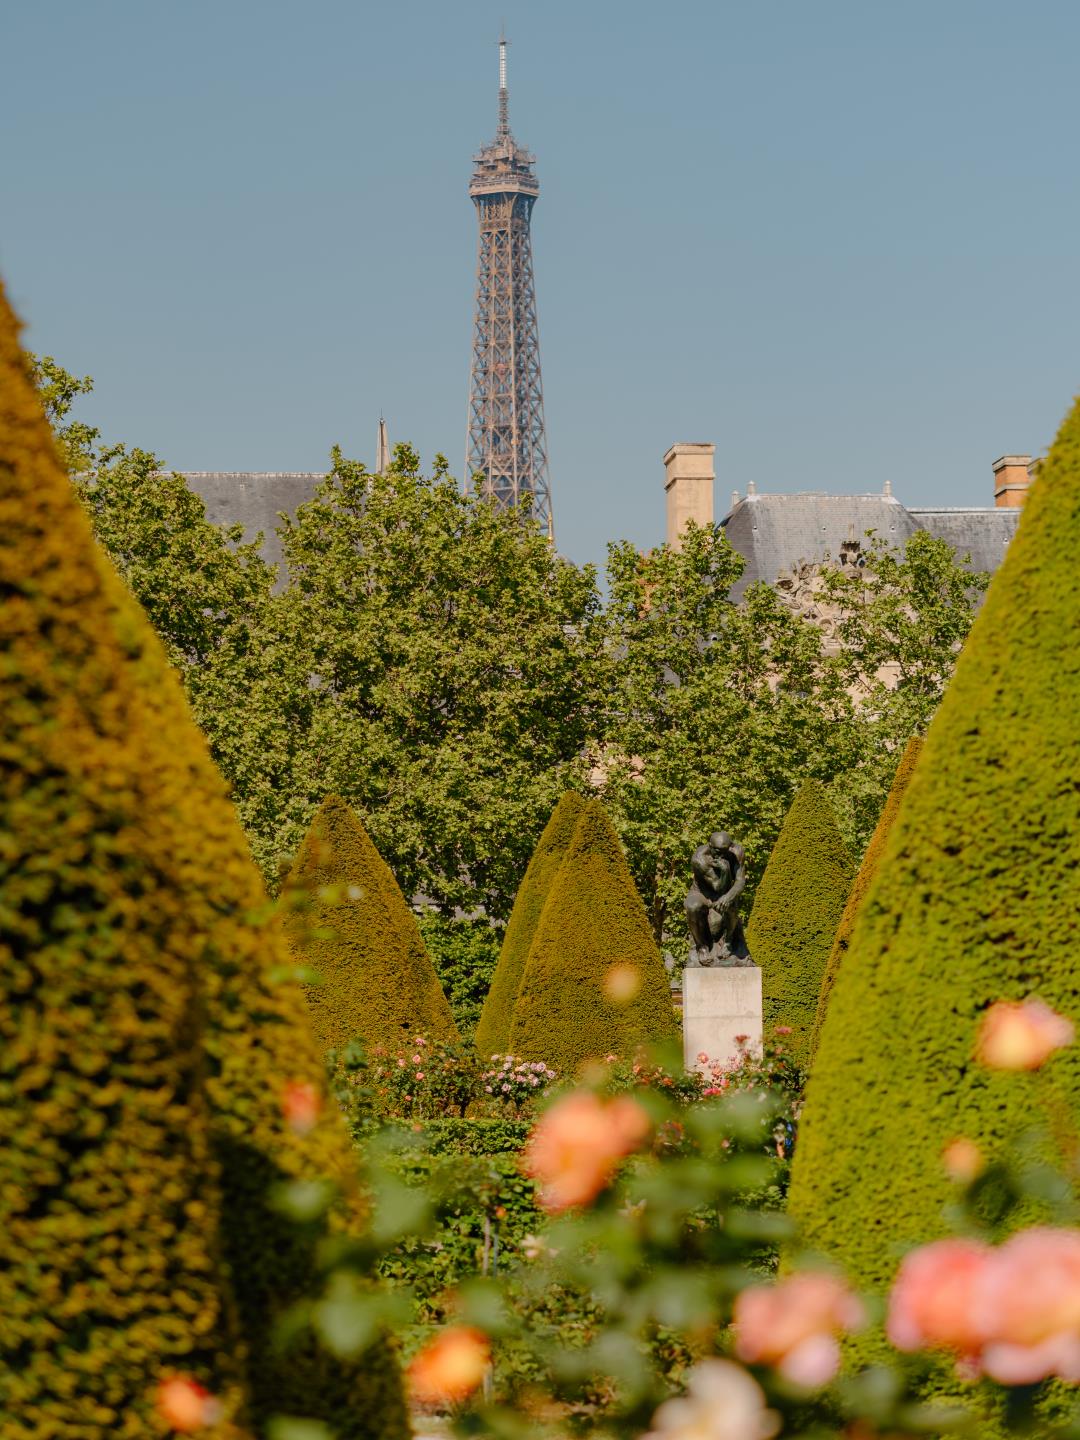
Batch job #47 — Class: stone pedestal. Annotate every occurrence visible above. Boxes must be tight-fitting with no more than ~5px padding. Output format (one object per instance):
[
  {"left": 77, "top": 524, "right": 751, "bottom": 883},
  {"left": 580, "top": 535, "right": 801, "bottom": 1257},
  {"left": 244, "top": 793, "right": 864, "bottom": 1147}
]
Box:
[{"left": 682, "top": 966, "right": 763, "bottom": 1075}]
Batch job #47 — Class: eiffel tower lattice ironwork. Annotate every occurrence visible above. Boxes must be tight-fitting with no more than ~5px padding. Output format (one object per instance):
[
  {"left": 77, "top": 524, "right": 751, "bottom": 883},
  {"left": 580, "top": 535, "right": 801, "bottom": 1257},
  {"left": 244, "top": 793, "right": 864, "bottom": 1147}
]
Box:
[{"left": 465, "top": 35, "right": 553, "bottom": 539}]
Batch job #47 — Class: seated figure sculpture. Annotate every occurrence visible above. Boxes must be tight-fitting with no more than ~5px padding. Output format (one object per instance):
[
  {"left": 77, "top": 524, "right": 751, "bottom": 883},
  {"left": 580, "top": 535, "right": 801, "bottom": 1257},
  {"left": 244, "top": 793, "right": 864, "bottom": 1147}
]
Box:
[{"left": 684, "top": 831, "right": 753, "bottom": 967}]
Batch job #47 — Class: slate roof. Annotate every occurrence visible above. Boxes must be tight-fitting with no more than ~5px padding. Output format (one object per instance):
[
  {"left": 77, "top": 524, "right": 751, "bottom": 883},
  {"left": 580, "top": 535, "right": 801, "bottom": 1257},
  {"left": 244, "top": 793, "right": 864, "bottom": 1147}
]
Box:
[
  {"left": 719, "top": 492, "right": 1020, "bottom": 600},
  {"left": 179, "top": 472, "right": 325, "bottom": 573}
]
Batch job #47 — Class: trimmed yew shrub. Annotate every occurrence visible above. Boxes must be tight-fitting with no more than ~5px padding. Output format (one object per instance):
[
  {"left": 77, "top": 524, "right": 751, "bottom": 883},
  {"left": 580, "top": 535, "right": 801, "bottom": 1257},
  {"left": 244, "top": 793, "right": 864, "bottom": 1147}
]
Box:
[
  {"left": 746, "top": 779, "right": 855, "bottom": 1068},
  {"left": 0, "top": 282, "right": 408, "bottom": 1439},
  {"left": 282, "top": 793, "right": 458, "bottom": 1054},
  {"left": 808, "top": 736, "right": 923, "bottom": 1062},
  {"left": 475, "top": 790, "right": 586, "bottom": 1058},
  {"left": 508, "top": 799, "right": 677, "bottom": 1071},
  {"left": 787, "top": 396, "right": 1080, "bottom": 1332}
]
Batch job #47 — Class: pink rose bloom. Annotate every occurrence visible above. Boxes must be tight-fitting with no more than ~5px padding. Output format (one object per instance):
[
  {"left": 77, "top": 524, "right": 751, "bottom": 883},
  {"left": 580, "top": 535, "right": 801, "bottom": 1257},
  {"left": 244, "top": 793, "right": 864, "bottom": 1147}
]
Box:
[
  {"left": 415, "top": 1072, "right": 424, "bottom": 1080},
  {"left": 974, "top": 1228, "right": 1080, "bottom": 1381},
  {"left": 887, "top": 1237, "right": 991, "bottom": 1355},
  {"left": 734, "top": 1273, "right": 864, "bottom": 1387},
  {"left": 397, "top": 1057, "right": 406, "bottom": 1068},
  {"left": 977, "top": 998, "right": 1074, "bottom": 1071},
  {"left": 412, "top": 1054, "right": 421, "bottom": 1064},
  {"left": 523, "top": 1091, "right": 652, "bottom": 1212}
]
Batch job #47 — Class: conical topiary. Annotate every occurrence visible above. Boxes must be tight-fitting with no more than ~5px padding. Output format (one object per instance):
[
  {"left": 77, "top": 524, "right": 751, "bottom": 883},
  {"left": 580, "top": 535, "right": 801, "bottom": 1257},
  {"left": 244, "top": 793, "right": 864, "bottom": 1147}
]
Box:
[
  {"left": 508, "top": 799, "right": 678, "bottom": 1072},
  {"left": 746, "top": 780, "right": 855, "bottom": 1068},
  {"left": 787, "top": 396, "right": 1080, "bottom": 1331},
  {"left": 475, "top": 791, "right": 586, "bottom": 1059},
  {"left": 0, "top": 281, "right": 408, "bottom": 1439},
  {"left": 282, "top": 793, "right": 458, "bottom": 1054},
  {"left": 807, "top": 736, "right": 923, "bottom": 1063}
]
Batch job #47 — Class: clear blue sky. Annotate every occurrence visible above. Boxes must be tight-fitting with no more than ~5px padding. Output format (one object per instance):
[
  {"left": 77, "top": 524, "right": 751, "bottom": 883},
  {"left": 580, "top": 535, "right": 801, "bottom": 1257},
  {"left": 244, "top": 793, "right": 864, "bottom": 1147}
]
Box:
[{"left": 3, "top": 0, "right": 1077, "bottom": 571}]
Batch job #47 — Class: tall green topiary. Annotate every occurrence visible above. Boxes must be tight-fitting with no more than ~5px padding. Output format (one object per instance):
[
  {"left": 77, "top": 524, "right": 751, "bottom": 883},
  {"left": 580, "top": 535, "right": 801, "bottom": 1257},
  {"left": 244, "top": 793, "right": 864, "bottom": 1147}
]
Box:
[
  {"left": 475, "top": 791, "right": 586, "bottom": 1058},
  {"left": 0, "top": 281, "right": 408, "bottom": 1439},
  {"left": 787, "top": 396, "right": 1080, "bottom": 1331},
  {"left": 746, "top": 779, "right": 855, "bottom": 1068},
  {"left": 808, "top": 736, "right": 923, "bottom": 1063},
  {"left": 282, "top": 793, "right": 458, "bottom": 1054},
  {"left": 508, "top": 799, "right": 677, "bottom": 1072}
]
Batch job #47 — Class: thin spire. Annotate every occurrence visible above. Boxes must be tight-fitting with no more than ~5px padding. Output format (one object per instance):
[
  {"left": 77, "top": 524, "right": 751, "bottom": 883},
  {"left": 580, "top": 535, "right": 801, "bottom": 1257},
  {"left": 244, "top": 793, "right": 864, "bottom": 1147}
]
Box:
[
  {"left": 375, "top": 415, "right": 390, "bottom": 475},
  {"left": 497, "top": 31, "right": 509, "bottom": 137}
]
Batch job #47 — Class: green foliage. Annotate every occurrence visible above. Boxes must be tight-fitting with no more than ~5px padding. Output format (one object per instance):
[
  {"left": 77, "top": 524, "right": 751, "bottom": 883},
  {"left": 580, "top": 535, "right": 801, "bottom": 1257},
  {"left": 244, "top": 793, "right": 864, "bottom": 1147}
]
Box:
[
  {"left": 475, "top": 791, "right": 586, "bottom": 1058},
  {"left": 1, "top": 286, "right": 408, "bottom": 1438},
  {"left": 820, "top": 528, "right": 991, "bottom": 745},
  {"left": 40, "top": 361, "right": 985, "bottom": 952},
  {"left": 509, "top": 800, "right": 678, "bottom": 1072},
  {"left": 600, "top": 526, "right": 983, "bottom": 953},
  {"left": 746, "top": 780, "right": 855, "bottom": 1067},
  {"left": 809, "top": 735, "right": 924, "bottom": 1062},
  {"left": 420, "top": 914, "right": 501, "bottom": 1041},
  {"left": 788, "top": 397, "right": 1080, "bottom": 1343},
  {"left": 0, "top": 293, "right": 246, "bottom": 1434},
  {"left": 266, "top": 446, "right": 603, "bottom": 916},
  {"left": 282, "top": 794, "right": 458, "bottom": 1055}
]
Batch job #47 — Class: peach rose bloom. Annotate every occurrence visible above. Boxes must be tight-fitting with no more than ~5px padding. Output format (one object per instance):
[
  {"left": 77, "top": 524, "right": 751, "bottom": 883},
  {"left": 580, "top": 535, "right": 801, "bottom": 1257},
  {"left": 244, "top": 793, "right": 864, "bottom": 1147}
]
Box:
[
  {"left": 974, "top": 1228, "right": 1080, "bottom": 1382},
  {"left": 408, "top": 1326, "right": 491, "bottom": 1404},
  {"left": 941, "top": 1137, "right": 983, "bottom": 1183},
  {"left": 734, "top": 1273, "right": 865, "bottom": 1387},
  {"left": 976, "top": 999, "right": 1074, "bottom": 1071},
  {"left": 155, "top": 1377, "right": 221, "bottom": 1432},
  {"left": 523, "top": 1091, "right": 651, "bottom": 1212},
  {"left": 282, "top": 1079, "right": 322, "bottom": 1135},
  {"left": 641, "top": 1358, "right": 780, "bottom": 1440},
  {"left": 887, "top": 1237, "right": 991, "bottom": 1354}
]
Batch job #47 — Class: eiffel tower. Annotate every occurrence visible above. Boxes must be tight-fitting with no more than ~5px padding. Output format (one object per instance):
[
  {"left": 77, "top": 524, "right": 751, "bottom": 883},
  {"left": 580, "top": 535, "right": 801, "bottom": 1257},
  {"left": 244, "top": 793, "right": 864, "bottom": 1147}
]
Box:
[{"left": 465, "top": 36, "right": 553, "bottom": 539}]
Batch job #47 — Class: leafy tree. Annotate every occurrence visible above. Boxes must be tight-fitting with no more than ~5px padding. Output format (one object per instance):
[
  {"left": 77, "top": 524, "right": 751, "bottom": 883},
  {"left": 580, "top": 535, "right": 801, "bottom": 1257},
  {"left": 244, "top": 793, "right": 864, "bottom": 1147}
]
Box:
[
  {"left": 820, "top": 528, "right": 990, "bottom": 743},
  {"left": 599, "top": 524, "right": 983, "bottom": 954},
  {"left": 32, "top": 359, "right": 985, "bottom": 944},
  {"left": 267, "top": 445, "right": 604, "bottom": 917},
  {"left": 600, "top": 526, "right": 860, "bottom": 947}
]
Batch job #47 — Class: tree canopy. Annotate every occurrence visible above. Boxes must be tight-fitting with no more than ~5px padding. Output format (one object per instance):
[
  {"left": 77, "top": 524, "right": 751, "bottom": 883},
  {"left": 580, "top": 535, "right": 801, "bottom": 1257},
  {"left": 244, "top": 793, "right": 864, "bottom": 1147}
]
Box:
[{"left": 37, "top": 360, "right": 986, "bottom": 941}]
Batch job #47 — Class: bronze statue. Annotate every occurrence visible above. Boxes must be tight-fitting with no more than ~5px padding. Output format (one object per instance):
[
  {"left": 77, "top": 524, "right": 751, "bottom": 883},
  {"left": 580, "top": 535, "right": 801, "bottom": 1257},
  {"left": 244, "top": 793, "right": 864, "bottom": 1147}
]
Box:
[{"left": 684, "top": 831, "right": 753, "bottom": 967}]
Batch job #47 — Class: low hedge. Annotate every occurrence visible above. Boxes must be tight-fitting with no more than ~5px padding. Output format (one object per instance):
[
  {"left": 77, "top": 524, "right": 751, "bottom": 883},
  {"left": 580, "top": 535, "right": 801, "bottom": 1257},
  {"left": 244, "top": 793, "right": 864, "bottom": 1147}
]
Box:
[
  {"left": 808, "top": 736, "right": 923, "bottom": 1062},
  {"left": 509, "top": 799, "right": 678, "bottom": 1072},
  {"left": 746, "top": 779, "right": 855, "bottom": 1068},
  {"left": 0, "top": 280, "right": 408, "bottom": 1439},
  {"left": 787, "top": 394, "right": 1080, "bottom": 1383},
  {"left": 283, "top": 793, "right": 458, "bottom": 1054},
  {"left": 475, "top": 791, "right": 585, "bottom": 1058}
]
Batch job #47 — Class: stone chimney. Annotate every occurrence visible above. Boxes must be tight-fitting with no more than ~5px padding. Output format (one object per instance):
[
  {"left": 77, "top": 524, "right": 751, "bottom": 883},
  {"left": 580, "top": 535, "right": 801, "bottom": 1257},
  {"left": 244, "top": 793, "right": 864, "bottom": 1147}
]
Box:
[
  {"left": 992, "top": 454, "right": 1033, "bottom": 509},
  {"left": 664, "top": 443, "right": 715, "bottom": 549}
]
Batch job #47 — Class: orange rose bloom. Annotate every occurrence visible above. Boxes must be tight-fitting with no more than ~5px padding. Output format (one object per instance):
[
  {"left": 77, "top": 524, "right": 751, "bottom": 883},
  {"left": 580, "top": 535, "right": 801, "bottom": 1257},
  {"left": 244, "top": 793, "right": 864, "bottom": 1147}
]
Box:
[
  {"left": 976, "top": 998, "right": 1073, "bottom": 1071},
  {"left": 155, "top": 1377, "right": 220, "bottom": 1432},
  {"left": 282, "top": 1079, "right": 322, "bottom": 1135},
  {"left": 523, "top": 1091, "right": 651, "bottom": 1212},
  {"left": 408, "top": 1326, "right": 490, "bottom": 1404}
]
